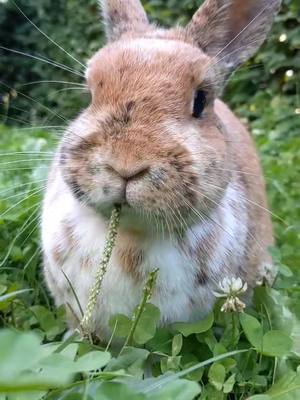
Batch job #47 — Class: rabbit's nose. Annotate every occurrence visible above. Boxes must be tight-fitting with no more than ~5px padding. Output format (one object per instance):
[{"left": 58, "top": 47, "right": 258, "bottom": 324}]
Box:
[{"left": 105, "top": 164, "right": 150, "bottom": 182}]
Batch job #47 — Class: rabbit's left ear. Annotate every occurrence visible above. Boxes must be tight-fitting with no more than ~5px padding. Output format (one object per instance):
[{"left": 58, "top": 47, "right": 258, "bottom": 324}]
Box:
[
  {"left": 186, "top": 0, "right": 281, "bottom": 79},
  {"left": 100, "top": 0, "right": 150, "bottom": 42}
]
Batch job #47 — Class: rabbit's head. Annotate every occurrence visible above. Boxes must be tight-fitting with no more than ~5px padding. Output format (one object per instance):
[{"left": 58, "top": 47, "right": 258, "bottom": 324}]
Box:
[{"left": 60, "top": 0, "right": 280, "bottom": 230}]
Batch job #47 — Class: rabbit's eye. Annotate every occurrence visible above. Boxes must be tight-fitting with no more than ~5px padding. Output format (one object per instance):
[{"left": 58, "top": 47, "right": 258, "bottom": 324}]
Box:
[{"left": 192, "top": 90, "right": 206, "bottom": 118}]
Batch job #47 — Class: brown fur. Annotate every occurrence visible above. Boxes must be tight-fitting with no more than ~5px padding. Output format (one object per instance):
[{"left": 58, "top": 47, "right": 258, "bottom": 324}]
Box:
[
  {"left": 186, "top": 0, "right": 281, "bottom": 79},
  {"left": 48, "top": 0, "right": 279, "bottom": 296},
  {"left": 117, "top": 245, "right": 144, "bottom": 281},
  {"left": 101, "top": 0, "right": 151, "bottom": 41},
  {"left": 214, "top": 100, "right": 273, "bottom": 283}
]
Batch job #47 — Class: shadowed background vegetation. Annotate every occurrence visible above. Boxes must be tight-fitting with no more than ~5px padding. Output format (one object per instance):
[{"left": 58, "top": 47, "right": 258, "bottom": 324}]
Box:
[{"left": 0, "top": 1, "right": 299, "bottom": 399}]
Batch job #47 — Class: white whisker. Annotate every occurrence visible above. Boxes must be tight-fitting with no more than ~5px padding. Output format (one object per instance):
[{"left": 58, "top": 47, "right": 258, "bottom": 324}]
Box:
[
  {"left": 0, "top": 151, "right": 54, "bottom": 156},
  {"left": 18, "top": 80, "right": 87, "bottom": 88},
  {"left": 211, "top": 5, "right": 269, "bottom": 65},
  {"left": 0, "top": 187, "right": 44, "bottom": 219},
  {"left": 0, "top": 178, "right": 48, "bottom": 196},
  {"left": 50, "top": 87, "right": 89, "bottom": 95},
  {"left": 0, "top": 159, "right": 53, "bottom": 166},
  {"left": 0, "top": 204, "right": 40, "bottom": 267},
  {"left": 0, "top": 186, "right": 46, "bottom": 202},
  {"left": 1, "top": 81, "right": 69, "bottom": 123},
  {"left": 0, "top": 114, "right": 30, "bottom": 125},
  {"left": 13, "top": 0, "right": 86, "bottom": 70},
  {"left": 23, "top": 248, "right": 40, "bottom": 272},
  {"left": 201, "top": 181, "right": 286, "bottom": 225},
  {"left": 0, "top": 46, "right": 84, "bottom": 78}
]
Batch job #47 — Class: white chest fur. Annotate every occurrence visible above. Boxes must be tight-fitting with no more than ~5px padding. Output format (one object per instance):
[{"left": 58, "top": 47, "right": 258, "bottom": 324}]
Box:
[{"left": 42, "top": 174, "right": 247, "bottom": 339}]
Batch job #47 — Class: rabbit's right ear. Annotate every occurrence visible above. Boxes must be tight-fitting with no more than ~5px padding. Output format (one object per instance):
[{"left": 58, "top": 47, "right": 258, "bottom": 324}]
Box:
[
  {"left": 186, "top": 0, "right": 281, "bottom": 83},
  {"left": 99, "top": 0, "right": 150, "bottom": 42}
]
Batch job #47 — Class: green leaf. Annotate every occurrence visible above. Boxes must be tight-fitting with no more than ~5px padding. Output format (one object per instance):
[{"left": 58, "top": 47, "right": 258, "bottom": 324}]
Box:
[
  {"left": 248, "top": 396, "right": 271, "bottom": 400},
  {"left": 182, "top": 361, "right": 204, "bottom": 382},
  {"left": 196, "top": 384, "right": 223, "bottom": 399},
  {"left": 55, "top": 395, "right": 84, "bottom": 400},
  {"left": 161, "top": 356, "right": 181, "bottom": 373},
  {"left": 38, "top": 353, "right": 75, "bottom": 372},
  {"left": 172, "top": 334, "right": 183, "bottom": 356},
  {"left": 213, "top": 343, "right": 228, "bottom": 357},
  {"left": 109, "top": 314, "right": 132, "bottom": 338},
  {"left": 266, "top": 370, "right": 300, "bottom": 399},
  {"left": 240, "top": 314, "right": 292, "bottom": 356},
  {"left": 53, "top": 332, "right": 80, "bottom": 355},
  {"left": 147, "top": 328, "right": 173, "bottom": 354},
  {"left": 253, "top": 287, "right": 300, "bottom": 356},
  {"left": 0, "top": 285, "right": 6, "bottom": 296},
  {"left": 208, "top": 363, "right": 226, "bottom": 391},
  {"left": 223, "top": 374, "right": 236, "bottom": 394},
  {"left": 0, "top": 330, "right": 44, "bottom": 380},
  {"left": 74, "top": 351, "right": 111, "bottom": 372},
  {"left": 173, "top": 312, "right": 214, "bottom": 337},
  {"left": 252, "top": 375, "right": 268, "bottom": 389},
  {"left": 278, "top": 264, "right": 294, "bottom": 278},
  {"left": 92, "top": 379, "right": 201, "bottom": 400},
  {"left": 6, "top": 392, "right": 46, "bottom": 400},
  {"left": 147, "top": 379, "right": 201, "bottom": 400},
  {"left": 262, "top": 330, "right": 293, "bottom": 357},
  {"left": 240, "top": 313, "right": 263, "bottom": 350},
  {"left": 0, "top": 335, "right": 106, "bottom": 392},
  {"left": 30, "top": 305, "right": 65, "bottom": 339},
  {"left": 95, "top": 382, "right": 146, "bottom": 400},
  {"left": 133, "top": 303, "right": 160, "bottom": 345},
  {"left": 105, "top": 347, "right": 149, "bottom": 377}
]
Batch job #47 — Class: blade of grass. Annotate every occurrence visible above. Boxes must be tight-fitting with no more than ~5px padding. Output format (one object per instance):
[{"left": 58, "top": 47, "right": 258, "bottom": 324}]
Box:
[
  {"left": 141, "top": 349, "right": 249, "bottom": 394},
  {"left": 0, "top": 289, "right": 33, "bottom": 303},
  {"left": 61, "top": 269, "right": 84, "bottom": 318}
]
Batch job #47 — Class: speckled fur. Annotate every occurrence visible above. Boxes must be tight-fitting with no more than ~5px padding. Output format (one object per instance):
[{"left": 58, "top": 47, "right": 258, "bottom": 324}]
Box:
[{"left": 42, "top": 0, "right": 280, "bottom": 340}]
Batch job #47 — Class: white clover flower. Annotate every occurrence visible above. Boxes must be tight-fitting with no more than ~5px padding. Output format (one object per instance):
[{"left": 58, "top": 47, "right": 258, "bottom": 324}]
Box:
[
  {"left": 213, "top": 277, "right": 248, "bottom": 298},
  {"left": 221, "top": 296, "right": 246, "bottom": 313},
  {"left": 213, "top": 277, "right": 248, "bottom": 313}
]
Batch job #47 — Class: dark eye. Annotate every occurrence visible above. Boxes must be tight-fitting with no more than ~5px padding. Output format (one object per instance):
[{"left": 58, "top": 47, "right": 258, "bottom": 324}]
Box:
[{"left": 192, "top": 90, "right": 206, "bottom": 118}]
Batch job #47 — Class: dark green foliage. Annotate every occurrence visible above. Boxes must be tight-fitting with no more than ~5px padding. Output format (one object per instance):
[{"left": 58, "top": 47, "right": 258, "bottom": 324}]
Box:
[
  {"left": 0, "top": 0, "right": 299, "bottom": 126},
  {"left": 0, "top": 0, "right": 101, "bottom": 123}
]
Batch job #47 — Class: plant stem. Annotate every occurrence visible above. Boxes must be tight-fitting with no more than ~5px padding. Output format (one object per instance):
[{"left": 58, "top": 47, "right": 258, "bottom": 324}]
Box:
[
  {"left": 120, "top": 269, "right": 159, "bottom": 353},
  {"left": 80, "top": 205, "right": 121, "bottom": 338},
  {"left": 272, "top": 357, "right": 278, "bottom": 385},
  {"left": 231, "top": 312, "right": 238, "bottom": 349}
]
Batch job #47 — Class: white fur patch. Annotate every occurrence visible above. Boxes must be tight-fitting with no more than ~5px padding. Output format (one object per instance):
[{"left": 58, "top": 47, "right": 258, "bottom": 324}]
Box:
[
  {"left": 42, "top": 173, "right": 248, "bottom": 340},
  {"left": 208, "top": 184, "right": 248, "bottom": 280}
]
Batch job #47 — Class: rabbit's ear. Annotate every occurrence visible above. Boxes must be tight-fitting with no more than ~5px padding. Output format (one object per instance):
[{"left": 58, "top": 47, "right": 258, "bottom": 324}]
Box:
[
  {"left": 100, "top": 0, "right": 150, "bottom": 42},
  {"left": 186, "top": 0, "right": 281, "bottom": 79}
]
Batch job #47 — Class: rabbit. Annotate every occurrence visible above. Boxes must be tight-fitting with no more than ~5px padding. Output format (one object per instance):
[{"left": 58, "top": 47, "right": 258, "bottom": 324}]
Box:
[{"left": 42, "top": 0, "right": 281, "bottom": 340}]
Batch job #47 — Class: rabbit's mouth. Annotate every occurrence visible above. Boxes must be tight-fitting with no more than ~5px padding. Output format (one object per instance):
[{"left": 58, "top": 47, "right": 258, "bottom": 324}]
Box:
[
  {"left": 91, "top": 198, "right": 194, "bottom": 239},
  {"left": 63, "top": 160, "right": 223, "bottom": 238}
]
